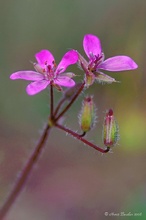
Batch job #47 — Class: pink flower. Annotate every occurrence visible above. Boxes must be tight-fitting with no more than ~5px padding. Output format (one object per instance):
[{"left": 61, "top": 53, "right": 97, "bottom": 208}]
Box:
[
  {"left": 10, "top": 50, "right": 78, "bottom": 95},
  {"left": 78, "top": 34, "right": 138, "bottom": 86}
]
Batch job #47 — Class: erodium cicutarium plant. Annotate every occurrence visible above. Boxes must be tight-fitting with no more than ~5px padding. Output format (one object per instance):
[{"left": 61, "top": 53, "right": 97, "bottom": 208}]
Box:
[{"left": 0, "top": 34, "right": 138, "bottom": 219}]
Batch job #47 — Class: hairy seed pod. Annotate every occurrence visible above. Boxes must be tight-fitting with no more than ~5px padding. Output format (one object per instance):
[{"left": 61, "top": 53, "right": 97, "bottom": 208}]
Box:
[
  {"left": 80, "top": 96, "right": 95, "bottom": 132},
  {"left": 103, "top": 109, "right": 119, "bottom": 147}
]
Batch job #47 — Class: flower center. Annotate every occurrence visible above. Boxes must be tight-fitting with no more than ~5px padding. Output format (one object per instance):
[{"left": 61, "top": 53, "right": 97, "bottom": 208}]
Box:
[
  {"left": 88, "top": 53, "right": 104, "bottom": 73},
  {"left": 43, "top": 60, "right": 57, "bottom": 81}
]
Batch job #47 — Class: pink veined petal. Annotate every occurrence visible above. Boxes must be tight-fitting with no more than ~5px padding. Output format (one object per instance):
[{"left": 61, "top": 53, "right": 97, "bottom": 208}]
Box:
[
  {"left": 26, "top": 80, "right": 50, "bottom": 95},
  {"left": 83, "top": 34, "right": 102, "bottom": 59},
  {"left": 10, "top": 71, "right": 44, "bottom": 81},
  {"left": 56, "top": 50, "right": 78, "bottom": 74},
  {"left": 98, "top": 56, "right": 138, "bottom": 71},
  {"left": 35, "top": 50, "right": 55, "bottom": 69},
  {"left": 54, "top": 76, "right": 75, "bottom": 87}
]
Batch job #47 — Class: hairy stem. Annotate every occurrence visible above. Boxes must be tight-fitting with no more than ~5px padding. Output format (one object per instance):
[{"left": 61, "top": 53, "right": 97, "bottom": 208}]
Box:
[
  {"left": 55, "top": 123, "right": 110, "bottom": 153},
  {"left": 0, "top": 124, "right": 51, "bottom": 219}
]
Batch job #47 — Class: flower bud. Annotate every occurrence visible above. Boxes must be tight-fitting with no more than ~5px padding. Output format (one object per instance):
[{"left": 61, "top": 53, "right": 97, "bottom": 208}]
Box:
[
  {"left": 103, "top": 109, "right": 119, "bottom": 147},
  {"left": 80, "top": 96, "right": 95, "bottom": 132}
]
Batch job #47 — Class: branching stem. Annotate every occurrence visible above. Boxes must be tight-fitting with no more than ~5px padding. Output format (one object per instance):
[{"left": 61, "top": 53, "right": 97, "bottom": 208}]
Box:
[
  {"left": 55, "top": 123, "right": 110, "bottom": 153},
  {"left": 54, "top": 81, "right": 85, "bottom": 122},
  {"left": 0, "top": 79, "right": 110, "bottom": 220}
]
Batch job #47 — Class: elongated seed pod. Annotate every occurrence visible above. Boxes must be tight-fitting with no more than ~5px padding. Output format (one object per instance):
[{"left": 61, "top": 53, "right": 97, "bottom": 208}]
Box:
[{"left": 103, "top": 109, "right": 119, "bottom": 147}]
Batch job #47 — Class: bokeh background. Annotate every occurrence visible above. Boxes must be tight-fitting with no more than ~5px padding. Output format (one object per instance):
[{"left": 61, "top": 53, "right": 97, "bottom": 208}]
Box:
[{"left": 0, "top": 0, "right": 146, "bottom": 219}]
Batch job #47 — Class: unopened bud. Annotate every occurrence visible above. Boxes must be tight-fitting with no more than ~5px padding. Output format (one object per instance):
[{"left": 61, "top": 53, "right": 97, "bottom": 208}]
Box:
[
  {"left": 103, "top": 109, "right": 119, "bottom": 147},
  {"left": 80, "top": 96, "right": 95, "bottom": 132}
]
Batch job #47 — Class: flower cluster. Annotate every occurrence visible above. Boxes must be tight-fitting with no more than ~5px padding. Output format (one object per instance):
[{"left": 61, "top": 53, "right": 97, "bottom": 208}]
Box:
[
  {"left": 10, "top": 34, "right": 138, "bottom": 94},
  {"left": 10, "top": 34, "right": 138, "bottom": 151}
]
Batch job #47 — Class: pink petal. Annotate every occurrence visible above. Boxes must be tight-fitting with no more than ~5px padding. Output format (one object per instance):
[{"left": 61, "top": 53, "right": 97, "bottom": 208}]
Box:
[
  {"left": 56, "top": 50, "right": 78, "bottom": 74},
  {"left": 98, "top": 56, "right": 138, "bottom": 71},
  {"left": 35, "top": 50, "right": 55, "bottom": 68},
  {"left": 26, "top": 80, "right": 50, "bottom": 95},
  {"left": 54, "top": 76, "right": 75, "bottom": 87},
  {"left": 10, "top": 71, "right": 44, "bottom": 81},
  {"left": 83, "top": 34, "right": 102, "bottom": 59}
]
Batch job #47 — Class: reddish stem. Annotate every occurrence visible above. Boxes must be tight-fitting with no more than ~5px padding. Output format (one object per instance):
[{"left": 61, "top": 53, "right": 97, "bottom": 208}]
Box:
[
  {"left": 55, "top": 123, "right": 110, "bottom": 153},
  {"left": 0, "top": 124, "right": 51, "bottom": 219}
]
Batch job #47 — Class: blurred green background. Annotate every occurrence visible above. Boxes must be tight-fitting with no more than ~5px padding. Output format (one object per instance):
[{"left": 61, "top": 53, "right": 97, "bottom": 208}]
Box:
[{"left": 0, "top": 0, "right": 146, "bottom": 219}]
